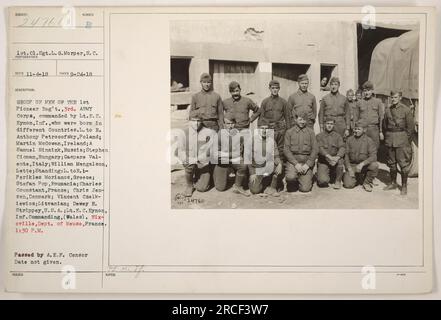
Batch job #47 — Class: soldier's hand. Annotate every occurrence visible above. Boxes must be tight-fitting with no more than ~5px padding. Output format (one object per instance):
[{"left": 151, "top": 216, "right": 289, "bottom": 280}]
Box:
[
  {"left": 249, "top": 174, "right": 257, "bottom": 184},
  {"left": 355, "top": 162, "right": 364, "bottom": 173},
  {"left": 348, "top": 167, "right": 355, "bottom": 177},
  {"left": 379, "top": 132, "right": 384, "bottom": 141},
  {"left": 295, "top": 163, "right": 303, "bottom": 173},
  {"left": 274, "top": 163, "right": 283, "bottom": 176},
  {"left": 301, "top": 164, "right": 309, "bottom": 174},
  {"left": 344, "top": 129, "right": 350, "bottom": 138}
]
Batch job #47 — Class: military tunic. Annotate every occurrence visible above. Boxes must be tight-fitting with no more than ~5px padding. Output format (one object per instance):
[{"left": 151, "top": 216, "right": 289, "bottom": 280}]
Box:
[
  {"left": 283, "top": 125, "right": 318, "bottom": 192},
  {"left": 343, "top": 134, "right": 379, "bottom": 188},
  {"left": 222, "top": 96, "right": 259, "bottom": 129},
  {"left": 248, "top": 134, "right": 282, "bottom": 194},
  {"left": 254, "top": 95, "right": 290, "bottom": 160},
  {"left": 287, "top": 90, "right": 317, "bottom": 128},
  {"left": 189, "top": 90, "right": 224, "bottom": 131},
  {"left": 354, "top": 97, "right": 384, "bottom": 148},
  {"left": 213, "top": 129, "right": 248, "bottom": 192},
  {"left": 316, "top": 130, "right": 345, "bottom": 186},
  {"left": 319, "top": 92, "right": 350, "bottom": 137},
  {"left": 383, "top": 102, "right": 414, "bottom": 173}
]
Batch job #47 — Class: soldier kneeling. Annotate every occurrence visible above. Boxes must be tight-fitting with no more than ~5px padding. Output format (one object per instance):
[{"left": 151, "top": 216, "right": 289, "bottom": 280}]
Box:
[
  {"left": 316, "top": 116, "right": 345, "bottom": 189},
  {"left": 284, "top": 112, "right": 318, "bottom": 193},
  {"left": 213, "top": 115, "right": 250, "bottom": 197},
  {"left": 343, "top": 120, "right": 379, "bottom": 192},
  {"left": 248, "top": 125, "right": 283, "bottom": 197},
  {"left": 181, "top": 115, "right": 217, "bottom": 197}
]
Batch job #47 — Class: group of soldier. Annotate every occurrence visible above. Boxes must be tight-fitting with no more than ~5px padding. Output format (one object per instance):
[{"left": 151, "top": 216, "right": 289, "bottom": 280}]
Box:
[{"left": 179, "top": 72, "right": 415, "bottom": 199}]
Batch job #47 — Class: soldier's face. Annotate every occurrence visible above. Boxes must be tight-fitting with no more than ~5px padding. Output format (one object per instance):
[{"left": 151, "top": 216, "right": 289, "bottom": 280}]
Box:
[
  {"left": 224, "top": 119, "right": 235, "bottom": 130},
  {"left": 325, "top": 121, "right": 335, "bottom": 132},
  {"left": 259, "top": 126, "right": 269, "bottom": 139},
  {"left": 391, "top": 93, "right": 401, "bottom": 105},
  {"left": 353, "top": 126, "right": 364, "bottom": 137},
  {"left": 364, "top": 89, "right": 373, "bottom": 98},
  {"left": 347, "top": 92, "right": 354, "bottom": 101},
  {"left": 321, "top": 78, "right": 328, "bottom": 87},
  {"left": 356, "top": 93, "right": 362, "bottom": 100},
  {"left": 270, "top": 85, "right": 280, "bottom": 96},
  {"left": 299, "top": 80, "right": 309, "bottom": 92},
  {"left": 296, "top": 116, "right": 307, "bottom": 128},
  {"left": 330, "top": 82, "right": 339, "bottom": 93},
  {"left": 201, "top": 80, "right": 212, "bottom": 91},
  {"left": 230, "top": 87, "right": 241, "bottom": 100}
]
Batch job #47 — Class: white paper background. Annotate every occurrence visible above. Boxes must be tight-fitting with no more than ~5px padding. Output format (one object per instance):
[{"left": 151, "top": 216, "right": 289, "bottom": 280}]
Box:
[{"left": 0, "top": 0, "right": 440, "bottom": 299}]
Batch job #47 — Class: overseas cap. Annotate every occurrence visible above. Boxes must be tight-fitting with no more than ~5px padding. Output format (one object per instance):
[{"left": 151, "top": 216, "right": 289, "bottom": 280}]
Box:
[
  {"left": 269, "top": 79, "right": 280, "bottom": 87},
  {"left": 329, "top": 77, "right": 340, "bottom": 85},
  {"left": 228, "top": 81, "right": 240, "bottom": 91},
  {"left": 200, "top": 73, "right": 212, "bottom": 82},
  {"left": 324, "top": 116, "right": 336, "bottom": 123},
  {"left": 354, "top": 119, "right": 367, "bottom": 129},
  {"left": 298, "top": 74, "right": 309, "bottom": 82},
  {"left": 294, "top": 110, "right": 309, "bottom": 120},
  {"left": 362, "top": 80, "right": 374, "bottom": 90}
]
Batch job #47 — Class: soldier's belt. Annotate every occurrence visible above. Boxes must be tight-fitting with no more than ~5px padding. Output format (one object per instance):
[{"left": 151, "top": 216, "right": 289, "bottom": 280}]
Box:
[{"left": 387, "top": 128, "right": 405, "bottom": 132}]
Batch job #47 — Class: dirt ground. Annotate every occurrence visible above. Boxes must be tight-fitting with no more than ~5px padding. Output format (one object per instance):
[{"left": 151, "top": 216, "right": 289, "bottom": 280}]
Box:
[
  {"left": 171, "top": 166, "right": 418, "bottom": 209},
  {"left": 170, "top": 114, "right": 419, "bottom": 210}
]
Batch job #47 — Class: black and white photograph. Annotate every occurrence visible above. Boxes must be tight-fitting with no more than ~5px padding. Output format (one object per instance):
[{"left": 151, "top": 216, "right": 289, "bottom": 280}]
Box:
[{"left": 170, "top": 18, "right": 421, "bottom": 209}]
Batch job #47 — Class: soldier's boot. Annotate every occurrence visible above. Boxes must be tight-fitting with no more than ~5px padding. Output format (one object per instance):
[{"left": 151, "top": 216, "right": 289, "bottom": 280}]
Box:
[
  {"left": 264, "top": 175, "right": 280, "bottom": 197},
  {"left": 333, "top": 166, "right": 344, "bottom": 189},
  {"left": 232, "top": 174, "right": 251, "bottom": 197},
  {"left": 400, "top": 173, "right": 408, "bottom": 196},
  {"left": 384, "top": 169, "right": 398, "bottom": 191},
  {"left": 183, "top": 171, "right": 194, "bottom": 197}
]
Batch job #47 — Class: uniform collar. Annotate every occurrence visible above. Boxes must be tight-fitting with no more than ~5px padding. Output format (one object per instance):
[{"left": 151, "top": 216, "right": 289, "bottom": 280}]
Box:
[
  {"left": 294, "top": 125, "right": 307, "bottom": 132},
  {"left": 297, "top": 89, "right": 308, "bottom": 95}
]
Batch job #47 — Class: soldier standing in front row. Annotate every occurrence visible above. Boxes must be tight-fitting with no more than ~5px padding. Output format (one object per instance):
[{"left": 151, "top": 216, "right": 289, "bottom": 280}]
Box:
[
  {"left": 222, "top": 81, "right": 259, "bottom": 130},
  {"left": 343, "top": 120, "right": 379, "bottom": 192},
  {"left": 316, "top": 116, "right": 345, "bottom": 189},
  {"left": 354, "top": 81, "right": 384, "bottom": 149},
  {"left": 319, "top": 77, "right": 350, "bottom": 138},
  {"left": 189, "top": 73, "right": 224, "bottom": 132},
  {"left": 284, "top": 111, "right": 318, "bottom": 193},
  {"left": 383, "top": 91, "right": 414, "bottom": 195},
  {"left": 253, "top": 79, "right": 291, "bottom": 161}
]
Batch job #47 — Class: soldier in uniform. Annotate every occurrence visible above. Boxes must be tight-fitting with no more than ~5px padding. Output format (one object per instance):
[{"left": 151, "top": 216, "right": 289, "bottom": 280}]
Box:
[
  {"left": 316, "top": 116, "right": 345, "bottom": 189},
  {"left": 212, "top": 114, "right": 250, "bottom": 197},
  {"left": 343, "top": 120, "right": 379, "bottom": 192},
  {"left": 253, "top": 79, "right": 291, "bottom": 162},
  {"left": 284, "top": 111, "right": 318, "bottom": 192},
  {"left": 354, "top": 81, "right": 384, "bottom": 149},
  {"left": 287, "top": 74, "right": 317, "bottom": 129},
  {"left": 180, "top": 114, "right": 217, "bottom": 197},
  {"left": 318, "top": 77, "right": 350, "bottom": 138},
  {"left": 248, "top": 125, "right": 283, "bottom": 197},
  {"left": 383, "top": 91, "right": 414, "bottom": 195},
  {"left": 345, "top": 89, "right": 357, "bottom": 132},
  {"left": 222, "top": 81, "right": 259, "bottom": 130},
  {"left": 189, "top": 73, "right": 224, "bottom": 132}
]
